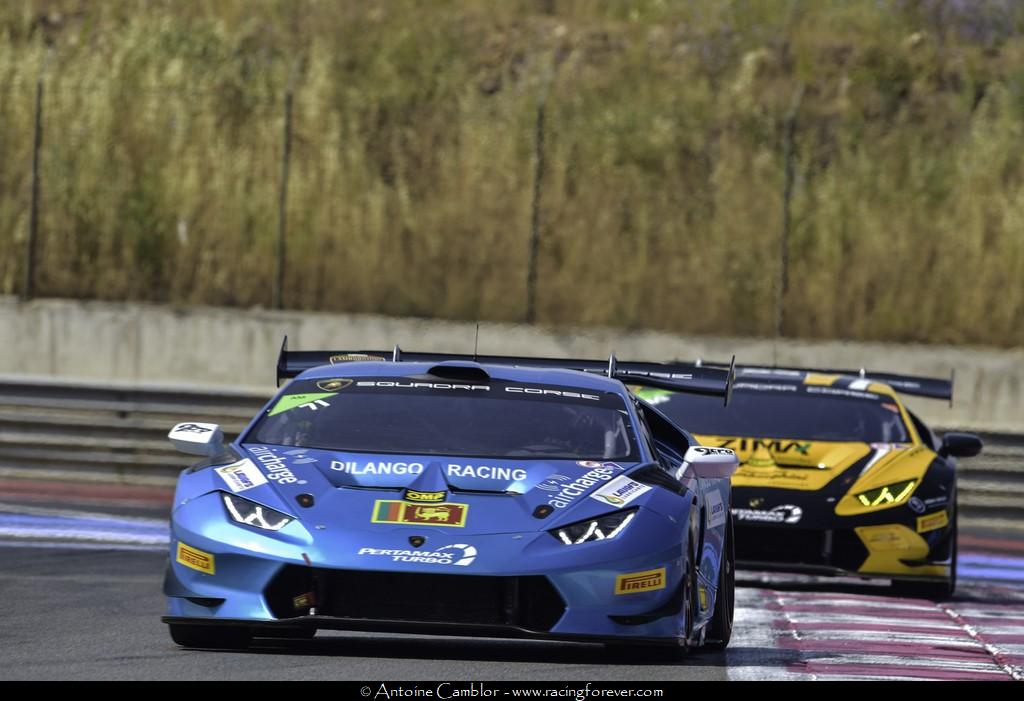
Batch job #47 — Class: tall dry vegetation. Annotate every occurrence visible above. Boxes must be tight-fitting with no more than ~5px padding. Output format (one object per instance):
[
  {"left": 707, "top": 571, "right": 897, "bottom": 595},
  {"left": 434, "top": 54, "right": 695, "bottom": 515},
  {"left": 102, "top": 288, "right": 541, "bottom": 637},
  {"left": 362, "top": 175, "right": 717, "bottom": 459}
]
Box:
[{"left": 1, "top": 0, "right": 1022, "bottom": 345}]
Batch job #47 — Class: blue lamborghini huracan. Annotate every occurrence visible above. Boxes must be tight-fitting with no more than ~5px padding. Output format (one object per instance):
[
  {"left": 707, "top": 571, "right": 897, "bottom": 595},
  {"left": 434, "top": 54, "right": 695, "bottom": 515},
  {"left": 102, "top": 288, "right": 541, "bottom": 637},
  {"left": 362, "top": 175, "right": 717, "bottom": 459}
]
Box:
[{"left": 162, "top": 344, "right": 739, "bottom": 652}]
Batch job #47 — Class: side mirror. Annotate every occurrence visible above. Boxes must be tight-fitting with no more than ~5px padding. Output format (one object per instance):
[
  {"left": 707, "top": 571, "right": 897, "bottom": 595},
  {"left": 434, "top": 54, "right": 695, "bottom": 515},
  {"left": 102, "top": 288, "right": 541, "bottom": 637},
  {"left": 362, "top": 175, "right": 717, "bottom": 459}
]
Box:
[
  {"left": 169, "top": 422, "right": 225, "bottom": 457},
  {"left": 940, "top": 432, "right": 983, "bottom": 459},
  {"left": 678, "top": 446, "right": 739, "bottom": 480}
]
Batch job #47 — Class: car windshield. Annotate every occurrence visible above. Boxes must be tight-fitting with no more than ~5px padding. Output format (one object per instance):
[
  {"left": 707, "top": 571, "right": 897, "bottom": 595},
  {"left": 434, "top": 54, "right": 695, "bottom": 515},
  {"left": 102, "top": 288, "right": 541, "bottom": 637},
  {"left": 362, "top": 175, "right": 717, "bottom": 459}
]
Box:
[
  {"left": 248, "top": 376, "right": 639, "bottom": 461},
  {"left": 638, "top": 384, "right": 910, "bottom": 443}
]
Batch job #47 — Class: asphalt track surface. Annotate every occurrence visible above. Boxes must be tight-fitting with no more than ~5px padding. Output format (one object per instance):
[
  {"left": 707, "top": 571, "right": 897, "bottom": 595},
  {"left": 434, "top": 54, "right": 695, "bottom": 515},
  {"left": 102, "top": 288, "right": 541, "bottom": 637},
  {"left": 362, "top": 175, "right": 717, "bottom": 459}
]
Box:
[{"left": 1, "top": 480, "right": 1022, "bottom": 681}]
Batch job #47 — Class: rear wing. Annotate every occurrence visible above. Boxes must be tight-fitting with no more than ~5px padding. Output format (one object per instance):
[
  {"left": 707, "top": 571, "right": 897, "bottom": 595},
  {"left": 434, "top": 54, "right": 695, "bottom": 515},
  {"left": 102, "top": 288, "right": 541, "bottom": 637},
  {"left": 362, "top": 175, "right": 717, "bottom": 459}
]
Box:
[
  {"left": 276, "top": 337, "right": 736, "bottom": 405},
  {"left": 693, "top": 359, "right": 954, "bottom": 406}
]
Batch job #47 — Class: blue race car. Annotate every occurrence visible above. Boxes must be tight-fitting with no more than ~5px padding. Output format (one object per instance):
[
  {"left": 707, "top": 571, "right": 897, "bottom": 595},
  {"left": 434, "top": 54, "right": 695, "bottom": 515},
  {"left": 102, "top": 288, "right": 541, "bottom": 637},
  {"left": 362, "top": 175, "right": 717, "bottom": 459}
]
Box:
[{"left": 162, "top": 344, "right": 739, "bottom": 651}]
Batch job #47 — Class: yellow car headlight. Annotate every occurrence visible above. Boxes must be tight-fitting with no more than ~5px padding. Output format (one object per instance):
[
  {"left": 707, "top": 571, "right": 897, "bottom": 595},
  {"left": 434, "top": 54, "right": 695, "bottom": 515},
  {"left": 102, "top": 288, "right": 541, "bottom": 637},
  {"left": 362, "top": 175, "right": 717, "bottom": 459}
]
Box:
[{"left": 855, "top": 479, "right": 916, "bottom": 508}]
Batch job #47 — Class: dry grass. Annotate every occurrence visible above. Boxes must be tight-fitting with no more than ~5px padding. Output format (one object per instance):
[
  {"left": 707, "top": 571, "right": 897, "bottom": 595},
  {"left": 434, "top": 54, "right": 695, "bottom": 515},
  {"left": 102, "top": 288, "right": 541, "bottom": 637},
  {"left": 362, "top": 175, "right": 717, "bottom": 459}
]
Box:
[{"left": 1, "top": 0, "right": 1022, "bottom": 345}]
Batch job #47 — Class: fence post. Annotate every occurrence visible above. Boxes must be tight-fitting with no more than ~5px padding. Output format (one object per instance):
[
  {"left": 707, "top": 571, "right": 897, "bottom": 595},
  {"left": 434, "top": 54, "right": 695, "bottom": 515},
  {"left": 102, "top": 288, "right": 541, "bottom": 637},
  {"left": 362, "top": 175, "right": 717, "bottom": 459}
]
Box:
[
  {"left": 525, "top": 66, "right": 554, "bottom": 324},
  {"left": 22, "top": 75, "right": 44, "bottom": 301},
  {"left": 775, "top": 82, "right": 804, "bottom": 340},
  {"left": 274, "top": 69, "right": 298, "bottom": 311}
]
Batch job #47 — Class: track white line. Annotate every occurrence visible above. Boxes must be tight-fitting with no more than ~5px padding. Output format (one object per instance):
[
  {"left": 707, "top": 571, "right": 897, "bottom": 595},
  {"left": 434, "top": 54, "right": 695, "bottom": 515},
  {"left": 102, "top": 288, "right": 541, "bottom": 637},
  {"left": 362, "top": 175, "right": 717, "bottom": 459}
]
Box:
[
  {"left": 0, "top": 539, "right": 167, "bottom": 552},
  {"left": 0, "top": 501, "right": 168, "bottom": 525},
  {"left": 940, "top": 603, "right": 1024, "bottom": 681}
]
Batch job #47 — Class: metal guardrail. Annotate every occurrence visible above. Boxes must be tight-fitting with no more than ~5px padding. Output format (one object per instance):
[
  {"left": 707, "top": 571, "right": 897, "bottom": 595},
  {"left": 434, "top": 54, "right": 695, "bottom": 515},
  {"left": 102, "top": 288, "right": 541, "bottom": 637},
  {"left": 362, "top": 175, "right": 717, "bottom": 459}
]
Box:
[
  {"left": 0, "top": 377, "right": 1020, "bottom": 522},
  {"left": 0, "top": 377, "right": 267, "bottom": 485},
  {"left": 950, "top": 432, "right": 1024, "bottom": 523}
]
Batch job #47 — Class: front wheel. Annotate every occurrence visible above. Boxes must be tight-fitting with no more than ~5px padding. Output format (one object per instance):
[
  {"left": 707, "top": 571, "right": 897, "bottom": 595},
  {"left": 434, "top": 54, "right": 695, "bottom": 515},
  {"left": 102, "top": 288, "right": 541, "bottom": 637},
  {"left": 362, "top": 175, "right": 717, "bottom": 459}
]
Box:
[
  {"left": 892, "top": 507, "right": 957, "bottom": 600},
  {"left": 704, "top": 513, "right": 735, "bottom": 649},
  {"left": 678, "top": 523, "right": 700, "bottom": 649},
  {"left": 169, "top": 623, "right": 252, "bottom": 649}
]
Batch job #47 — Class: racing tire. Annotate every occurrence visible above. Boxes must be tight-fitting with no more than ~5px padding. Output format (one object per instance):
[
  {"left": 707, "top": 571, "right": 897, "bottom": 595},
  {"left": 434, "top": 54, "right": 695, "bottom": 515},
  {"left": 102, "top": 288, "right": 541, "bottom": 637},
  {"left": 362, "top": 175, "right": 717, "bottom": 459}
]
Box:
[
  {"left": 703, "top": 513, "right": 735, "bottom": 650},
  {"left": 682, "top": 548, "right": 698, "bottom": 647},
  {"left": 169, "top": 623, "right": 252, "bottom": 649},
  {"left": 891, "top": 507, "right": 958, "bottom": 601}
]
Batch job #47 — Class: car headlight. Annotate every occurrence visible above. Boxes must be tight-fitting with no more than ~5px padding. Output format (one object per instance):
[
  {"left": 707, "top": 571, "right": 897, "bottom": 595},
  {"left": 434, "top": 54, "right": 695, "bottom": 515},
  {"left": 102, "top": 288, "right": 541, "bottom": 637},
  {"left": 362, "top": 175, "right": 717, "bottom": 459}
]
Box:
[
  {"left": 222, "top": 493, "right": 293, "bottom": 531},
  {"left": 551, "top": 509, "right": 637, "bottom": 545},
  {"left": 855, "top": 479, "right": 917, "bottom": 508}
]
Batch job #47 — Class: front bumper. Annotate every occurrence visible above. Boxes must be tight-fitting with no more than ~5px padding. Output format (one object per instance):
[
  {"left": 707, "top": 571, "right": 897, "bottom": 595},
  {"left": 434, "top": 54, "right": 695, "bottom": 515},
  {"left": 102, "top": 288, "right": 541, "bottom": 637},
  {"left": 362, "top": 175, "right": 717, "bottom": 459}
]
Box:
[
  {"left": 734, "top": 518, "right": 954, "bottom": 581},
  {"left": 164, "top": 500, "right": 696, "bottom": 643}
]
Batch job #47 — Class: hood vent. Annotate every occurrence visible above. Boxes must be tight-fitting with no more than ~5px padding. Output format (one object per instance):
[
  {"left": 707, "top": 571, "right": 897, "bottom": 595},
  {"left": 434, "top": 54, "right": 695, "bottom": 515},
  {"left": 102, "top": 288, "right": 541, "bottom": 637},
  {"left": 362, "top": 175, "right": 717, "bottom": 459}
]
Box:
[{"left": 424, "top": 363, "right": 491, "bottom": 382}]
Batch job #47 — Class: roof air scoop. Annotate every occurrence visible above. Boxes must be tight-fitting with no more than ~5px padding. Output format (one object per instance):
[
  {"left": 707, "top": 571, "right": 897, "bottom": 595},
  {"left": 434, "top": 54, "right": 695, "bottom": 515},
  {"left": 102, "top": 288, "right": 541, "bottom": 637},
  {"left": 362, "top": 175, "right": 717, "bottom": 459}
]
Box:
[{"left": 426, "top": 362, "right": 491, "bottom": 382}]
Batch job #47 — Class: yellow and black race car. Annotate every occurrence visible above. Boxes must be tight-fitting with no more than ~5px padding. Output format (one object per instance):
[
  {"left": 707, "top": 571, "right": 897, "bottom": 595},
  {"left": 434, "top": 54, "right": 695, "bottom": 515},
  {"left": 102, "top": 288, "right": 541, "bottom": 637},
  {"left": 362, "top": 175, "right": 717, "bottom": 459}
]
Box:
[{"left": 634, "top": 365, "right": 982, "bottom": 599}]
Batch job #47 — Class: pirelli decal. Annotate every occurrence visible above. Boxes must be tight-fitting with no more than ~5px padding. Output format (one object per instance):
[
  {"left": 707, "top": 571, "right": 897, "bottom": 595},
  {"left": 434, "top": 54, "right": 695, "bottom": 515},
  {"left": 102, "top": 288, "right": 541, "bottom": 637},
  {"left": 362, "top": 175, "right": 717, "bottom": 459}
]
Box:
[
  {"left": 372, "top": 500, "right": 468, "bottom": 527},
  {"left": 615, "top": 567, "right": 667, "bottom": 595},
  {"left": 176, "top": 542, "right": 215, "bottom": 574},
  {"left": 916, "top": 510, "right": 949, "bottom": 534}
]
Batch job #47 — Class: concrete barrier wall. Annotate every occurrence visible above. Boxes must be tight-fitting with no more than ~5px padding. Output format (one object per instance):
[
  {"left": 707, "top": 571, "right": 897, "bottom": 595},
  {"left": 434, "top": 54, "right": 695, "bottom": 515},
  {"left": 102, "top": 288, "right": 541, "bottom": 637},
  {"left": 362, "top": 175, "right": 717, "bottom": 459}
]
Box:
[{"left": 1, "top": 296, "right": 1021, "bottom": 432}]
